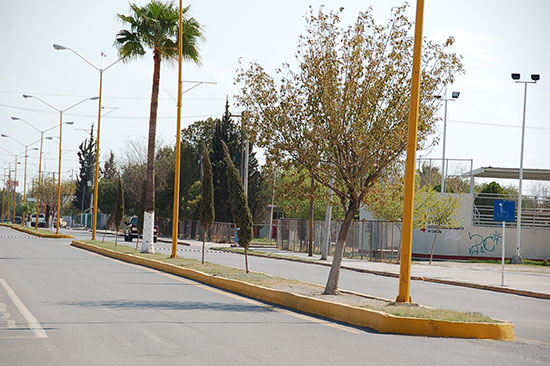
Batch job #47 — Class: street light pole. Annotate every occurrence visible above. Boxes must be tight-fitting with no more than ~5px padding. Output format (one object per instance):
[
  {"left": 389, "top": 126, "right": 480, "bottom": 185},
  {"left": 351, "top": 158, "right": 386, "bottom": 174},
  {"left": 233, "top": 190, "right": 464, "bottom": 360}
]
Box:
[
  {"left": 53, "top": 44, "right": 123, "bottom": 240},
  {"left": 510, "top": 73, "right": 539, "bottom": 264},
  {"left": 434, "top": 91, "right": 459, "bottom": 193},
  {"left": 171, "top": 0, "right": 184, "bottom": 258},
  {"left": 23, "top": 94, "right": 97, "bottom": 233}
]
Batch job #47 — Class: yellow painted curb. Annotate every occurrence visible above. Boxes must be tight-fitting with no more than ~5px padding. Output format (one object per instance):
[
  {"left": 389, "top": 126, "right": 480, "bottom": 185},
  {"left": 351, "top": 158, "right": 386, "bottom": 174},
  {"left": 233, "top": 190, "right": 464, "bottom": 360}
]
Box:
[
  {"left": 71, "top": 240, "right": 514, "bottom": 341},
  {"left": 1, "top": 223, "right": 74, "bottom": 238}
]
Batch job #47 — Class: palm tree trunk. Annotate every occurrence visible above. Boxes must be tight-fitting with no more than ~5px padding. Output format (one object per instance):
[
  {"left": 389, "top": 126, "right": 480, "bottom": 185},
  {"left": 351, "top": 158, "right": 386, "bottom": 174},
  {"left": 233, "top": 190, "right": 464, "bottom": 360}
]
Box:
[
  {"left": 429, "top": 230, "right": 439, "bottom": 265},
  {"left": 142, "top": 48, "right": 162, "bottom": 253},
  {"left": 323, "top": 198, "right": 359, "bottom": 295}
]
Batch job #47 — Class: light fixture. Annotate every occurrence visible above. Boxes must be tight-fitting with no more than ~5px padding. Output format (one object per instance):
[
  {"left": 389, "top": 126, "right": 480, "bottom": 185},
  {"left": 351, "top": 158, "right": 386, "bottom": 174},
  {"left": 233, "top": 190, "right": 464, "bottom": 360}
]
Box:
[
  {"left": 511, "top": 73, "right": 520, "bottom": 80},
  {"left": 53, "top": 44, "right": 68, "bottom": 50},
  {"left": 452, "top": 91, "right": 460, "bottom": 99},
  {"left": 531, "top": 74, "right": 540, "bottom": 81}
]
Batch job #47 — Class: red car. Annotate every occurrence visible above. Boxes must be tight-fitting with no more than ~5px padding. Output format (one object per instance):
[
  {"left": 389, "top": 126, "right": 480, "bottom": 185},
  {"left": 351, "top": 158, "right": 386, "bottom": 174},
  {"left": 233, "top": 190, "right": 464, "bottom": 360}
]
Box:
[{"left": 124, "top": 216, "right": 158, "bottom": 243}]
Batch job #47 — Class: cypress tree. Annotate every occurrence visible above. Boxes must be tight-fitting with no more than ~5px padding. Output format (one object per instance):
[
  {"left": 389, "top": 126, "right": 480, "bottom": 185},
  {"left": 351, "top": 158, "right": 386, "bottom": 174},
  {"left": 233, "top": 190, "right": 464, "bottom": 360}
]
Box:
[
  {"left": 112, "top": 176, "right": 125, "bottom": 246},
  {"left": 222, "top": 141, "right": 253, "bottom": 273},
  {"left": 199, "top": 145, "right": 214, "bottom": 264}
]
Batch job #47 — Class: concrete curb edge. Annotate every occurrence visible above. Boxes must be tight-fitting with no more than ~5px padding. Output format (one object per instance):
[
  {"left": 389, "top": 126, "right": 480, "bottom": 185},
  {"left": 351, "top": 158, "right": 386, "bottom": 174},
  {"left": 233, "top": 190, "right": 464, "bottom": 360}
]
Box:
[
  {"left": 71, "top": 240, "right": 514, "bottom": 341},
  {"left": 216, "top": 249, "right": 550, "bottom": 300},
  {"left": 1, "top": 224, "right": 74, "bottom": 238}
]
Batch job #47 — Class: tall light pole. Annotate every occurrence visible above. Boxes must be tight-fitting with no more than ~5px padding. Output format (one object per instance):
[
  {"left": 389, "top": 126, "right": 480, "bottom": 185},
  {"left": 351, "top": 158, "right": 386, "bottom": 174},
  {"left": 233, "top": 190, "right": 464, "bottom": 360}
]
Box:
[
  {"left": 23, "top": 94, "right": 97, "bottom": 233},
  {"left": 397, "top": 0, "right": 424, "bottom": 303},
  {"left": 0, "top": 133, "right": 40, "bottom": 225},
  {"left": 53, "top": 44, "right": 124, "bottom": 240},
  {"left": 11, "top": 117, "right": 69, "bottom": 228},
  {"left": 510, "top": 73, "right": 540, "bottom": 264},
  {"left": 434, "top": 91, "right": 460, "bottom": 193}
]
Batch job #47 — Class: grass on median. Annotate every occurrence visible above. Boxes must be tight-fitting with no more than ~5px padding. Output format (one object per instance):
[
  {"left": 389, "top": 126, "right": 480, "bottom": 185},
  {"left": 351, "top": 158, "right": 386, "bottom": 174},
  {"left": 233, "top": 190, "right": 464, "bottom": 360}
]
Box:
[
  {"left": 81, "top": 239, "right": 500, "bottom": 323},
  {"left": 362, "top": 304, "right": 500, "bottom": 323}
]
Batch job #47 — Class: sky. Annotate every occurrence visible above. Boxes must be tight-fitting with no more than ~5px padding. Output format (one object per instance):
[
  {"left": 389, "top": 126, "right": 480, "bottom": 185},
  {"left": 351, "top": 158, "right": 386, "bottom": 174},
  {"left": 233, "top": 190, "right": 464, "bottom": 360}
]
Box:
[{"left": 1, "top": 0, "right": 549, "bottom": 195}]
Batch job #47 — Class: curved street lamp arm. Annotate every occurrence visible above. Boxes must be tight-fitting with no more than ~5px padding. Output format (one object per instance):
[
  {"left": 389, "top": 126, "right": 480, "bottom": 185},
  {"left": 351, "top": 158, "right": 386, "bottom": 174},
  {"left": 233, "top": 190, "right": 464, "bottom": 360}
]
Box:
[
  {"left": 65, "top": 47, "right": 101, "bottom": 72},
  {"left": 63, "top": 97, "right": 97, "bottom": 113},
  {"left": 12, "top": 117, "right": 42, "bottom": 134},
  {"left": 25, "top": 95, "right": 60, "bottom": 113}
]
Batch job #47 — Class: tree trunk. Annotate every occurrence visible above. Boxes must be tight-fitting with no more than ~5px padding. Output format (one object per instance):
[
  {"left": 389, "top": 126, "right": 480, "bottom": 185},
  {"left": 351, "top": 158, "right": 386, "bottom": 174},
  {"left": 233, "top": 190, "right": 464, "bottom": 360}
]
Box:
[
  {"left": 245, "top": 246, "right": 249, "bottom": 274},
  {"left": 202, "top": 234, "right": 205, "bottom": 265},
  {"left": 323, "top": 198, "right": 359, "bottom": 295},
  {"left": 429, "top": 230, "right": 439, "bottom": 265},
  {"left": 142, "top": 48, "right": 162, "bottom": 253},
  {"left": 308, "top": 176, "right": 314, "bottom": 257}
]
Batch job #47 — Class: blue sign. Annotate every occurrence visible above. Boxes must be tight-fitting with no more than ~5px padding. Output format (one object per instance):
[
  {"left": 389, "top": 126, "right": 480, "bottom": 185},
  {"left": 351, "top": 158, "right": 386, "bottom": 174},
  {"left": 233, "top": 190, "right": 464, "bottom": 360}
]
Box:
[{"left": 494, "top": 200, "right": 515, "bottom": 222}]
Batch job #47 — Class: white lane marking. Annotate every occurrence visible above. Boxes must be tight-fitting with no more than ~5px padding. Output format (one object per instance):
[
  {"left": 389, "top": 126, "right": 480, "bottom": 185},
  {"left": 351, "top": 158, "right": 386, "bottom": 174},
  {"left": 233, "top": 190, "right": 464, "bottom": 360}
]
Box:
[
  {"left": 105, "top": 257, "right": 361, "bottom": 335},
  {"left": 0, "top": 279, "right": 47, "bottom": 338},
  {"left": 7, "top": 319, "right": 16, "bottom": 328}
]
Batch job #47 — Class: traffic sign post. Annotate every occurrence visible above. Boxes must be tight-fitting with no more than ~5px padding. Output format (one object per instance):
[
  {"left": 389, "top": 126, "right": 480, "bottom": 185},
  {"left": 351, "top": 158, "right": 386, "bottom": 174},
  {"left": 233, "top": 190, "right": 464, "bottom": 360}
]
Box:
[{"left": 494, "top": 200, "right": 516, "bottom": 286}]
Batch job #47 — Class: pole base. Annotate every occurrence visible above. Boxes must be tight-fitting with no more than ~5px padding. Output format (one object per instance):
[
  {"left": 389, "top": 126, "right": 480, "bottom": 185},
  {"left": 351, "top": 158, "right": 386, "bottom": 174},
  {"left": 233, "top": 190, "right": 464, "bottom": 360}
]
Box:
[{"left": 510, "top": 254, "right": 523, "bottom": 264}]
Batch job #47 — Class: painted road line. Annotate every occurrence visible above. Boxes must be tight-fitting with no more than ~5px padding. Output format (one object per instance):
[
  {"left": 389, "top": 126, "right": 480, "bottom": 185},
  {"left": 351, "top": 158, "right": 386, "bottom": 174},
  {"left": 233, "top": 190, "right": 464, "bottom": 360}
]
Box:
[{"left": 0, "top": 279, "right": 47, "bottom": 338}]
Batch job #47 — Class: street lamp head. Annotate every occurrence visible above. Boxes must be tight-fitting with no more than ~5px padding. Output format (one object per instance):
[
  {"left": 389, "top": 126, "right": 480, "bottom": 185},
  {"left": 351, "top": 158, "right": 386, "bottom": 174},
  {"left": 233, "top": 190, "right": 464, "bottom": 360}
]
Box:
[
  {"left": 53, "top": 44, "right": 67, "bottom": 50},
  {"left": 11, "top": 116, "right": 20, "bottom": 120},
  {"left": 511, "top": 73, "right": 521, "bottom": 80},
  {"left": 1, "top": 134, "right": 7, "bottom": 138},
  {"left": 31, "top": 148, "right": 39, "bottom": 151},
  {"left": 531, "top": 74, "right": 540, "bottom": 81},
  {"left": 434, "top": 95, "right": 442, "bottom": 99},
  {"left": 90, "top": 97, "right": 99, "bottom": 101},
  {"left": 451, "top": 91, "right": 460, "bottom": 99},
  {"left": 65, "top": 121, "right": 74, "bottom": 125},
  {"left": 22, "top": 94, "right": 32, "bottom": 99}
]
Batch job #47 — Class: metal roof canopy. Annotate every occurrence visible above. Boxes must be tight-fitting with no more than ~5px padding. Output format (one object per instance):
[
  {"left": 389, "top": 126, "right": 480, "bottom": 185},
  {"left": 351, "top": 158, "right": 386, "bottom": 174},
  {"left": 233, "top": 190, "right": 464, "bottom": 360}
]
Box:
[{"left": 464, "top": 167, "right": 550, "bottom": 181}]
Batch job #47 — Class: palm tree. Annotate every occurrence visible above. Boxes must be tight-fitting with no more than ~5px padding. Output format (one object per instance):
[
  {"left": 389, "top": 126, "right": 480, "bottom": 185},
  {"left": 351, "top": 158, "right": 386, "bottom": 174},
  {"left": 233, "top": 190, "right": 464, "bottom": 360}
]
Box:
[{"left": 115, "top": 1, "right": 203, "bottom": 252}]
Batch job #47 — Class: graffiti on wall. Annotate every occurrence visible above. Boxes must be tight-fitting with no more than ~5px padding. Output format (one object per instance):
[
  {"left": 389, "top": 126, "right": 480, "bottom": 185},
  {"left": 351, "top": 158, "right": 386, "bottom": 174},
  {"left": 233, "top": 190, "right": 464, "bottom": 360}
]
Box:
[{"left": 468, "top": 231, "right": 502, "bottom": 256}]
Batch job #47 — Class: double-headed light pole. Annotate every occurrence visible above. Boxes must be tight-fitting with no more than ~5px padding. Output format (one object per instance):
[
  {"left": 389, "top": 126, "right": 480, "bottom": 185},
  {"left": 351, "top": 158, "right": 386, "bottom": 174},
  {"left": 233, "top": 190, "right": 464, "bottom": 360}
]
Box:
[
  {"left": 10, "top": 117, "right": 71, "bottom": 228},
  {"left": 0, "top": 133, "right": 40, "bottom": 225},
  {"left": 53, "top": 44, "right": 123, "bottom": 240},
  {"left": 434, "top": 91, "right": 460, "bottom": 193},
  {"left": 23, "top": 94, "right": 97, "bottom": 233},
  {"left": 510, "top": 72, "right": 539, "bottom": 264}
]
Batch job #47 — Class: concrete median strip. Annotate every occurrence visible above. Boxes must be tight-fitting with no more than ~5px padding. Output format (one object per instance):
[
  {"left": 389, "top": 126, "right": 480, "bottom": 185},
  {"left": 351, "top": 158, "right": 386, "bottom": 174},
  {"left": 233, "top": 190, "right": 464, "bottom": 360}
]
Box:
[
  {"left": 0, "top": 224, "right": 74, "bottom": 239},
  {"left": 217, "top": 248, "right": 550, "bottom": 300},
  {"left": 71, "top": 240, "right": 514, "bottom": 341}
]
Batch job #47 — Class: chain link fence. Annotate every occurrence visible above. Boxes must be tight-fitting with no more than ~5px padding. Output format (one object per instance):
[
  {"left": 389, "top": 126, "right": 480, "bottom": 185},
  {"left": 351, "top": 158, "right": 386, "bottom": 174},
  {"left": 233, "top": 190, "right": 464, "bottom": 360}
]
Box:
[{"left": 276, "top": 218, "right": 402, "bottom": 262}]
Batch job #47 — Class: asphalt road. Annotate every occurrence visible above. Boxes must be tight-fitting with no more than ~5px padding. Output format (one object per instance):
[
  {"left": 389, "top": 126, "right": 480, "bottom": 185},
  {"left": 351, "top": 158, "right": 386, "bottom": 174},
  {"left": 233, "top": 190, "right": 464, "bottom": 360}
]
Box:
[{"left": 1, "top": 227, "right": 549, "bottom": 365}]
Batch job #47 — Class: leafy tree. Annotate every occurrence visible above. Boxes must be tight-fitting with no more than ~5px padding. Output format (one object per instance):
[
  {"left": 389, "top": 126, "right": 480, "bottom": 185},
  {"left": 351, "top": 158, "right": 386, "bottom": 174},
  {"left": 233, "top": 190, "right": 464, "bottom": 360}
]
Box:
[
  {"left": 275, "top": 167, "right": 345, "bottom": 220},
  {"left": 181, "top": 180, "right": 201, "bottom": 220},
  {"left": 236, "top": 6, "right": 463, "bottom": 294},
  {"left": 223, "top": 141, "right": 253, "bottom": 273},
  {"left": 199, "top": 145, "right": 214, "bottom": 264},
  {"left": 426, "top": 194, "right": 459, "bottom": 264},
  {"left": 73, "top": 125, "right": 96, "bottom": 213},
  {"left": 36, "top": 177, "right": 75, "bottom": 225},
  {"left": 115, "top": 0, "right": 203, "bottom": 250},
  {"left": 98, "top": 179, "right": 117, "bottom": 215}
]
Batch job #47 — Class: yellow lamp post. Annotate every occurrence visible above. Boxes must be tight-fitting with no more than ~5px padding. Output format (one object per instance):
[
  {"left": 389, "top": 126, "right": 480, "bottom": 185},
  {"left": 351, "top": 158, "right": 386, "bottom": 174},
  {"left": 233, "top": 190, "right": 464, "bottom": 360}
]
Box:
[
  {"left": 396, "top": 0, "right": 425, "bottom": 303},
  {"left": 11, "top": 117, "right": 71, "bottom": 228},
  {"left": 23, "top": 94, "right": 97, "bottom": 233},
  {"left": 1, "top": 165, "right": 6, "bottom": 222},
  {"left": 53, "top": 44, "right": 124, "bottom": 241},
  {"left": 0, "top": 133, "right": 40, "bottom": 225}
]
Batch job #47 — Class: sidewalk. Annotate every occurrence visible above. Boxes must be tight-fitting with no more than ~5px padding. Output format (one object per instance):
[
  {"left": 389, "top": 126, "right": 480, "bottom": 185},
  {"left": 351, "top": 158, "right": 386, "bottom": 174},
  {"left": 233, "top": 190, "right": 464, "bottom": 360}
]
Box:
[{"left": 178, "top": 238, "right": 550, "bottom": 299}]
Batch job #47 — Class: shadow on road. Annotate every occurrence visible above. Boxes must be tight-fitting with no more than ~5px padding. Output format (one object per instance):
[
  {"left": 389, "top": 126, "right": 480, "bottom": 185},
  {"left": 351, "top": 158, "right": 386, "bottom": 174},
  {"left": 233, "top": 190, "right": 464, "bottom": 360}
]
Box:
[{"left": 56, "top": 300, "right": 274, "bottom": 313}]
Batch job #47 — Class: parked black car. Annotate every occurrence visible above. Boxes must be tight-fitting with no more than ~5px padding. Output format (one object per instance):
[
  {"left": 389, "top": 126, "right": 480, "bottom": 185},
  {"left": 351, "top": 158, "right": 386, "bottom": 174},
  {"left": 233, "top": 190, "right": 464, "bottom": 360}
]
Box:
[{"left": 124, "top": 216, "right": 158, "bottom": 243}]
